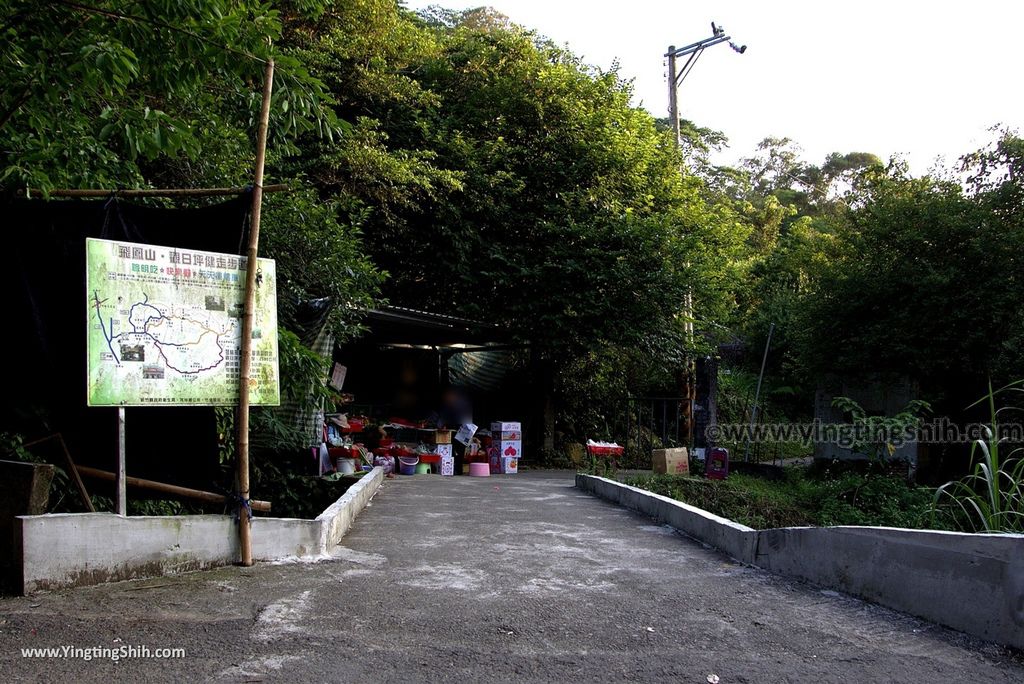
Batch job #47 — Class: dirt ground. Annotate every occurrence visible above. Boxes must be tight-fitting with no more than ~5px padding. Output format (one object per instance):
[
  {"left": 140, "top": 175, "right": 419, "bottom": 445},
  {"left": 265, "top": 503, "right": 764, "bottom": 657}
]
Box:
[{"left": 1, "top": 471, "right": 1021, "bottom": 682}]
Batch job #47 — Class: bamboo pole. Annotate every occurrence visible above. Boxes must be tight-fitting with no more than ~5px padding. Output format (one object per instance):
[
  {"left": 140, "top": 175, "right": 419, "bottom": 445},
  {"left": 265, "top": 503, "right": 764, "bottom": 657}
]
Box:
[
  {"left": 236, "top": 57, "right": 275, "bottom": 566},
  {"left": 75, "top": 465, "right": 271, "bottom": 512},
  {"left": 24, "top": 184, "right": 291, "bottom": 198}
]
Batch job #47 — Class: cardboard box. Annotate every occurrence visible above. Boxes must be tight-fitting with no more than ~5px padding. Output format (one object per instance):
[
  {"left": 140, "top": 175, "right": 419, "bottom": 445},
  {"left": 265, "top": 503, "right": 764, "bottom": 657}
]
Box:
[
  {"left": 494, "top": 440, "right": 522, "bottom": 458},
  {"left": 494, "top": 430, "right": 522, "bottom": 441},
  {"left": 455, "top": 423, "right": 477, "bottom": 445},
  {"left": 491, "top": 421, "right": 521, "bottom": 433},
  {"left": 500, "top": 456, "right": 518, "bottom": 474},
  {"left": 434, "top": 443, "right": 453, "bottom": 458},
  {"left": 440, "top": 455, "right": 455, "bottom": 476},
  {"left": 428, "top": 430, "right": 452, "bottom": 445},
  {"left": 652, "top": 447, "right": 689, "bottom": 475}
]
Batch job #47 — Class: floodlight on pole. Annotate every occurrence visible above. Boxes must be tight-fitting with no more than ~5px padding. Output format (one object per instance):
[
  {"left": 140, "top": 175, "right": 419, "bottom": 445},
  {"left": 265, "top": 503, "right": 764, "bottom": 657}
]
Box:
[{"left": 665, "top": 21, "right": 746, "bottom": 447}]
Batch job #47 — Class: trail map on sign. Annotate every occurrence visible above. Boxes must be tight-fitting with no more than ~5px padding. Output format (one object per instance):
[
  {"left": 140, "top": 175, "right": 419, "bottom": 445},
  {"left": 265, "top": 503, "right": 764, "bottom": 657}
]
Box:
[{"left": 86, "top": 238, "right": 279, "bottom": 406}]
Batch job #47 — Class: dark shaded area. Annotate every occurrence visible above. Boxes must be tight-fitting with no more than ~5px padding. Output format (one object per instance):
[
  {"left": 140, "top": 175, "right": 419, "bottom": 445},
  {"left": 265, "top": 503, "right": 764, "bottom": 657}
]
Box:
[
  {"left": 0, "top": 460, "right": 54, "bottom": 592},
  {"left": 3, "top": 197, "right": 251, "bottom": 497},
  {"left": 335, "top": 306, "right": 541, "bottom": 449}
]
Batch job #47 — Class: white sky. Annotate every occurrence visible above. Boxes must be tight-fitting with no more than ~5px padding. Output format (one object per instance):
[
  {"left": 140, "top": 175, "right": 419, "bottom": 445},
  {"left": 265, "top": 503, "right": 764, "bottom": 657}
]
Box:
[{"left": 403, "top": 0, "right": 1023, "bottom": 174}]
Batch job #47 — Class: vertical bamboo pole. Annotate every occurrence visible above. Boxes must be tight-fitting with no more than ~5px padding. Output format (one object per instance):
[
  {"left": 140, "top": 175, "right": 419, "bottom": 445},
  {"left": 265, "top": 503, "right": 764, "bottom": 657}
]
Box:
[{"left": 237, "top": 57, "right": 275, "bottom": 566}]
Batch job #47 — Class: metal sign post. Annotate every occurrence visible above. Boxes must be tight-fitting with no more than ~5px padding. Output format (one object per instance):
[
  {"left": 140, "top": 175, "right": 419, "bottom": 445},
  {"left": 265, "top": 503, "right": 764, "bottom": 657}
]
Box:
[{"left": 116, "top": 406, "right": 126, "bottom": 515}]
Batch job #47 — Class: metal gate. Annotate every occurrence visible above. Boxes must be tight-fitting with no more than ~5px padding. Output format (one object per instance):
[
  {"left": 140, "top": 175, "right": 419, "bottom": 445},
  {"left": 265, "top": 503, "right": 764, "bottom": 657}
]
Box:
[{"left": 620, "top": 396, "right": 689, "bottom": 464}]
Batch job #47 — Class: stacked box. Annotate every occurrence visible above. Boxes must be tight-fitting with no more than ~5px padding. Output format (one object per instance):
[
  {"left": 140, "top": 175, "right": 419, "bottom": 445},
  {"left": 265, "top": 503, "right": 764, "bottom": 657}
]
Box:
[
  {"left": 491, "top": 421, "right": 521, "bottom": 438},
  {"left": 440, "top": 455, "right": 455, "bottom": 476},
  {"left": 434, "top": 443, "right": 453, "bottom": 458},
  {"left": 491, "top": 421, "right": 522, "bottom": 467},
  {"left": 427, "top": 430, "right": 452, "bottom": 445},
  {"left": 500, "top": 456, "right": 518, "bottom": 474},
  {"left": 495, "top": 440, "right": 521, "bottom": 458}
]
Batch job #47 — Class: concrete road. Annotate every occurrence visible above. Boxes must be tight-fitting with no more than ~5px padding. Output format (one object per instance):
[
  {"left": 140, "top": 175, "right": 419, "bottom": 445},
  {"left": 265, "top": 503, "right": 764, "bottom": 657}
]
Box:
[{"left": 1, "top": 471, "right": 1021, "bottom": 683}]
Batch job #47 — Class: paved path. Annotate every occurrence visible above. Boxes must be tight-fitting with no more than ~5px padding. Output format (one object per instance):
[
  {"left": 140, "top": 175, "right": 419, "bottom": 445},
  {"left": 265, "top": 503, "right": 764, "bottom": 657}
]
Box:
[{"left": 1, "top": 471, "right": 1021, "bottom": 682}]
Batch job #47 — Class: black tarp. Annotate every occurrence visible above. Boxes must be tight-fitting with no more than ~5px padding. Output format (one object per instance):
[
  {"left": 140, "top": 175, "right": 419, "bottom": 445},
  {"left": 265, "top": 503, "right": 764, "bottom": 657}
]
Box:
[{"left": 4, "top": 196, "right": 251, "bottom": 495}]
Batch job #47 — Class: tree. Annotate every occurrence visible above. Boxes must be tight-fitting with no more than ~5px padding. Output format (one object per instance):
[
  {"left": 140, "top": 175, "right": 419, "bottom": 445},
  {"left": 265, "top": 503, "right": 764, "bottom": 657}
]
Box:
[{"left": 0, "top": 0, "right": 342, "bottom": 192}]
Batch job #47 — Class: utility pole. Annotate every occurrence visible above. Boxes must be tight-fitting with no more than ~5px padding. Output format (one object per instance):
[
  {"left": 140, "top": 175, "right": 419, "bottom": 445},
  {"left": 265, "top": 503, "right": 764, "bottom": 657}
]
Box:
[{"left": 665, "top": 22, "right": 746, "bottom": 447}]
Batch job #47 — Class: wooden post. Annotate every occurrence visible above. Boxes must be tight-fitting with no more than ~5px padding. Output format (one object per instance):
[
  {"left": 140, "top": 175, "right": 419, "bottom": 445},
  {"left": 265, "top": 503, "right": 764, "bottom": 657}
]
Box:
[
  {"left": 236, "top": 57, "right": 275, "bottom": 566},
  {"left": 74, "top": 466, "right": 272, "bottom": 512},
  {"left": 116, "top": 406, "right": 126, "bottom": 515},
  {"left": 19, "top": 434, "right": 95, "bottom": 512}
]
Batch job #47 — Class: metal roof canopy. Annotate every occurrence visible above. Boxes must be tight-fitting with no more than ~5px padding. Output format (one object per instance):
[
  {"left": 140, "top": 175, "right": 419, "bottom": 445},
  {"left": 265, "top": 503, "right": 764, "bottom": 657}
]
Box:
[{"left": 361, "top": 305, "right": 525, "bottom": 351}]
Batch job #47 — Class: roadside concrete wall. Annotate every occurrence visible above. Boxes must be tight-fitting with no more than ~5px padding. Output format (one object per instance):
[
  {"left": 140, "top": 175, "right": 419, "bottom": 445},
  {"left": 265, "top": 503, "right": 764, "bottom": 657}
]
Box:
[
  {"left": 756, "top": 525, "right": 1024, "bottom": 649},
  {"left": 575, "top": 473, "right": 757, "bottom": 564},
  {"left": 16, "top": 467, "right": 383, "bottom": 594},
  {"left": 317, "top": 465, "right": 383, "bottom": 550},
  {"left": 577, "top": 473, "right": 1024, "bottom": 650}
]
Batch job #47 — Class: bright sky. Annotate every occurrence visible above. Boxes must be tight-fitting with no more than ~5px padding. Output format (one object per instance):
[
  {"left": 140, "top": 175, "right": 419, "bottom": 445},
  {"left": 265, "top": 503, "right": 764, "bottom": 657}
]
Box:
[{"left": 404, "top": 0, "right": 1023, "bottom": 174}]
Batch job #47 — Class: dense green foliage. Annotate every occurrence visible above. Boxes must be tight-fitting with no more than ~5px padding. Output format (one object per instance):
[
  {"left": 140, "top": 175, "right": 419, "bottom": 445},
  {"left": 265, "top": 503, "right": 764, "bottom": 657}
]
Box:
[
  {"left": 724, "top": 133, "right": 1024, "bottom": 412},
  {"left": 4, "top": 0, "right": 1024, "bottom": 467}
]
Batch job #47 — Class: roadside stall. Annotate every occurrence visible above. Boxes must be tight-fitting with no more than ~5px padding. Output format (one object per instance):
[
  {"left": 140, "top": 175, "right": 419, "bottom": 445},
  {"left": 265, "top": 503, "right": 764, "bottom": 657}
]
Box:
[{"left": 308, "top": 306, "right": 534, "bottom": 478}]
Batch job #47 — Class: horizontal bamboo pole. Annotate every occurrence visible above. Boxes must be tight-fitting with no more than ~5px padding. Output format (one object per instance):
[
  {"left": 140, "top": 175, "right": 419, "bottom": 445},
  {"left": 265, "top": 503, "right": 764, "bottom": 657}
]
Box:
[
  {"left": 25, "top": 184, "right": 291, "bottom": 198},
  {"left": 75, "top": 465, "right": 271, "bottom": 512}
]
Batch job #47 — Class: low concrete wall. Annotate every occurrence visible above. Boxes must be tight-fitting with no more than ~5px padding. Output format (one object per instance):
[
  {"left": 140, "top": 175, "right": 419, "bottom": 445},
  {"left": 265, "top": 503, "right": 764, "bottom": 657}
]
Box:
[
  {"left": 16, "top": 467, "right": 383, "bottom": 594},
  {"left": 317, "top": 465, "right": 383, "bottom": 550},
  {"left": 575, "top": 474, "right": 757, "bottom": 564},
  {"left": 576, "top": 473, "right": 1024, "bottom": 649},
  {"left": 756, "top": 526, "right": 1024, "bottom": 649}
]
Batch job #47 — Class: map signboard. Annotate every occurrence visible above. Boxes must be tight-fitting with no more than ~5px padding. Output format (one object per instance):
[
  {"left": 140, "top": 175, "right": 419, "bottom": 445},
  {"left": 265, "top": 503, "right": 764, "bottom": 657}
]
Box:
[{"left": 86, "top": 238, "right": 280, "bottom": 406}]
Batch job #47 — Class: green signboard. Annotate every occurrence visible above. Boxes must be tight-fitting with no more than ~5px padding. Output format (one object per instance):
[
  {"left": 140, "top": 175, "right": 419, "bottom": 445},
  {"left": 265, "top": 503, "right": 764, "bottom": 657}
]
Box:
[{"left": 86, "top": 238, "right": 279, "bottom": 406}]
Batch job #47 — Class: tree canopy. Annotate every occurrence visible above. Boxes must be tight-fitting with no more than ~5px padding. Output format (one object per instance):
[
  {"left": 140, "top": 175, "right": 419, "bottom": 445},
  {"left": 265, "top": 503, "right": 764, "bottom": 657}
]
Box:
[{"left": 3, "top": 0, "right": 1022, "bottom": 438}]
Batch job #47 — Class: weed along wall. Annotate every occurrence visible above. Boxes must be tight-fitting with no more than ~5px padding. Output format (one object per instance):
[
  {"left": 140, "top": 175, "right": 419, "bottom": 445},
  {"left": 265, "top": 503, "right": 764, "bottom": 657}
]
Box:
[
  {"left": 576, "top": 474, "right": 1024, "bottom": 650},
  {"left": 14, "top": 467, "right": 383, "bottom": 594}
]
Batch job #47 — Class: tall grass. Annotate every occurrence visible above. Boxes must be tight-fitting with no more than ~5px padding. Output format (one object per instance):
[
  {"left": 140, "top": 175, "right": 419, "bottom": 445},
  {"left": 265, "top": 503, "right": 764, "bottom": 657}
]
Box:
[{"left": 932, "top": 380, "right": 1024, "bottom": 533}]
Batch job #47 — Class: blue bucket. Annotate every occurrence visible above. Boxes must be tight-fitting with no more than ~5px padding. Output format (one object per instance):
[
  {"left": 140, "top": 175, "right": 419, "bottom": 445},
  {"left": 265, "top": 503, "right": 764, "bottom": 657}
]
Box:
[{"left": 399, "top": 456, "right": 419, "bottom": 475}]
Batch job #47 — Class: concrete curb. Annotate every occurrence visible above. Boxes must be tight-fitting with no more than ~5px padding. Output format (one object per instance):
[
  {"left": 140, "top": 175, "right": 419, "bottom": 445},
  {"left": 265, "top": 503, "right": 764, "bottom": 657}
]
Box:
[
  {"left": 576, "top": 473, "right": 1024, "bottom": 650},
  {"left": 575, "top": 473, "right": 757, "bottom": 563},
  {"left": 15, "top": 467, "right": 384, "bottom": 593},
  {"left": 316, "top": 465, "right": 383, "bottom": 552}
]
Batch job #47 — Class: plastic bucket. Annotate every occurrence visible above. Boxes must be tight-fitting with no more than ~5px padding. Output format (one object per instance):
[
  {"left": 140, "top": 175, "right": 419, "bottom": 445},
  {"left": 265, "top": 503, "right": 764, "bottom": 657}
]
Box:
[
  {"left": 469, "top": 462, "right": 490, "bottom": 477},
  {"left": 415, "top": 462, "right": 430, "bottom": 475},
  {"left": 399, "top": 456, "right": 419, "bottom": 476}
]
